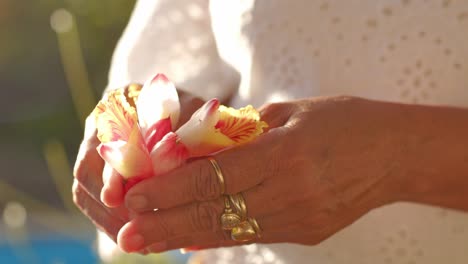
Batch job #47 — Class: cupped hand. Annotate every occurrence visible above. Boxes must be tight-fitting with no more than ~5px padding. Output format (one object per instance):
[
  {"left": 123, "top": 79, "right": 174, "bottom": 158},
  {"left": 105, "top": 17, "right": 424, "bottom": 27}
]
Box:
[
  {"left": 117, "top": 96, "right": 404, "bottom": 253},
  {"left": 72, "top": 86, "right": 205, "bottom": 242}
]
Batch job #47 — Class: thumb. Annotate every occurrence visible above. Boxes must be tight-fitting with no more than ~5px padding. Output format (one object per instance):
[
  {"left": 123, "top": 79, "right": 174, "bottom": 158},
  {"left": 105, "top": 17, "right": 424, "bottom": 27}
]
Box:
[{"left": 259, "top": 102, "right": 295, "bottom": 130}]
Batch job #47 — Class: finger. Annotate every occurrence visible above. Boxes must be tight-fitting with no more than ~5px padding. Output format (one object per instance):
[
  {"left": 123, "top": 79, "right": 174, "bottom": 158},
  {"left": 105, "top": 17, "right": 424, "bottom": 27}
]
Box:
[
  {"left": 73, "top": 180, "right": 127, "bottom": 242},
  {"left": 125, "top": 129, "right": 285, "bottom": 212},
  {"left": 101, "top": 163, "right": 124, "bottom": 208},
  {"left": 73, "top": 146, "right": 104, "bottom": 200},
  {"left": 73, "top": 118, "right": 105, "bottom": 201},
  {"left": 149, "top": 227, "right": 305, "bottom": 254},
  {"left": 145, "top": 230, "right": 235, "bottom": 254},
  {"left": 73, "top": 179, "right": 129, "bottom": 221},
  {"left": 117, "top": 198, "right": 225, "bottom": 252},
  {"left": 259, "top": 102, "right": 295, "bottom": 130},
  {"left": 156, "top": 199, "right": 317, "bottom": 252},
  {"left": 102, "top": 162, "right": 113, "bottom": 184},
  {"left": 118, "top": 183, "right": 302, "bottom": 253}
]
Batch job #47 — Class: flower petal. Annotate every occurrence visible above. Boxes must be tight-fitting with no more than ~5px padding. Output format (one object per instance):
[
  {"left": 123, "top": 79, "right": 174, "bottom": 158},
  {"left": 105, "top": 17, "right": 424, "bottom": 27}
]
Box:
[
  {"left": 145, "top": 117, "right": 173, "bottom": 152},
  {"left": 97, "top": 142, "right": 153, "bottom": 179},
  {"left": 176, "top": 99, "right": 235, "bottom": 156},
  {"left": 150, "top": 132, "right": 189, "bottom": 176},
  {"left": 136, "top": 73, "right": 180, "bottom": 138},
  {"left": 94, "top": 88, "right": 138, "bottom": 143},
  {"left": 176, "top": 100, "right": 268, "bottom": 157},
  {"left": 97, "top": 125, "right": 153, "bottom": 179},
  {"left": 215, "top": 105, "right": 268, "bottom": 144}
]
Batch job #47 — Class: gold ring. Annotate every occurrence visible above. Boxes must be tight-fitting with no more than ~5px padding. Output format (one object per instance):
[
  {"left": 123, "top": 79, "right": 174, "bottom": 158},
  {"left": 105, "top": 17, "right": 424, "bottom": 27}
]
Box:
[
  {"left": 228, "top": 193, "right": 247, "bottom": 220},
  {"left": 208, "top": 157, "right": 225, "bottom": 195},
  {"left": 248, "top": 218, "right": 262, "bottom": 238},
  {"left": 231, "top": 221, "right": 257, "bottom": 242},
  {"left": 220, "top": 196, "right": 242, "bottom": 230}
]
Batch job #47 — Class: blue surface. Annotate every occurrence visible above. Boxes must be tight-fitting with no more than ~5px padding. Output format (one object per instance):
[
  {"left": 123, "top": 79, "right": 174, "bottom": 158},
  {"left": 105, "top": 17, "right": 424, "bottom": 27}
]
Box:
[{"left": 0, "top": 237, "right": 98, "bottom": 264}]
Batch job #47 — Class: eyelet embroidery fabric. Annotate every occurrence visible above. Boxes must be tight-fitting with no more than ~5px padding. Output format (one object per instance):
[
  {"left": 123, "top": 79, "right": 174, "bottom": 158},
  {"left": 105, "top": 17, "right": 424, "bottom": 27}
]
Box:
[{"left": 107, "top": 0, "right": 468, "bottom": 263}]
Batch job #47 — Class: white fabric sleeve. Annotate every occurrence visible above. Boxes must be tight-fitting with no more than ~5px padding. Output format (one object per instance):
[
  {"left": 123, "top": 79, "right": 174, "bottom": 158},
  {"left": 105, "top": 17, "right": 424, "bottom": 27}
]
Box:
[{"left": 106, "top": 0, "right": 239, "bottom": 101}]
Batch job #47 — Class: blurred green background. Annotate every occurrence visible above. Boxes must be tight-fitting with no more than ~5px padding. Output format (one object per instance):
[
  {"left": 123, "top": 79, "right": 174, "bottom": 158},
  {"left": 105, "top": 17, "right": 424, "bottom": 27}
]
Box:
[{"left": 0, "top": 0, "right": 187, "bottom": 263}]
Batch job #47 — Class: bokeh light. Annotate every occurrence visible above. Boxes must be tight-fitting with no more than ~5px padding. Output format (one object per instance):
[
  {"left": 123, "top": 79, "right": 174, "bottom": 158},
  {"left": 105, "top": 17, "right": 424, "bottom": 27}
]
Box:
[
  {"left": 50, "top": 8, "right": 74, "bottom": 33},
  {"left": 3, "top": 201, "right": 27, "bottom": 229}
]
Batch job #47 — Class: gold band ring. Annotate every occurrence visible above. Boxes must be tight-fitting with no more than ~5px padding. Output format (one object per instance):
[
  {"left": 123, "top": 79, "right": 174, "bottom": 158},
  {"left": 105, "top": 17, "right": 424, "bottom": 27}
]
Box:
[
  {"left": 248, "top": 218, "right": 262, "bottom": 238},
  {"left": 228, "top": 193, "right": 247, "bottom": 220},
  {"left": 227, "top": 193, "right": 261, "bottom": 242},
  {"left": 208, "top": 157, "right": 225, "bottom": 195}
]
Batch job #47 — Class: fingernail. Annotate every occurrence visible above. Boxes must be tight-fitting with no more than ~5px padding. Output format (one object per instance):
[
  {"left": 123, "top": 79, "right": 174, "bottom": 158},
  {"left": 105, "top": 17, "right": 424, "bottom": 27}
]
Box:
[
  {"left": 126, "top": 194, "right": 148, "bottom": 211},
  {"left": 147, "top": 241, "right": 167, "bottom": 253},
  {"left": 126, "top": 234, "right": 145, "bottom": 251}
]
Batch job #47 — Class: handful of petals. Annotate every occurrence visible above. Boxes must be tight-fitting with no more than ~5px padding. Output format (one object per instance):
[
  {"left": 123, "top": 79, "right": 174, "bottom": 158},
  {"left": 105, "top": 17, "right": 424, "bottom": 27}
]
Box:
[{"left": 93, "top": 73, "right": 268, "bottom": 191}]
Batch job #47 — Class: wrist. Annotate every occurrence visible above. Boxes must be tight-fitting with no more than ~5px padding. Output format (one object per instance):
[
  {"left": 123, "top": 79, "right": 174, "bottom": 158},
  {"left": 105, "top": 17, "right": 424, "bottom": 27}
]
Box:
[
  {"left": 356, "top": 99, "right": 420, "bottom": 207},
  {"left": 333, "top": 97, "right": 410, "bottom": 209},
  {"left": 387, "top": 102, "right": 468, "bottom": 210},
  {"left": 374, "top": 101, "right": 429, "bottom": 205}
]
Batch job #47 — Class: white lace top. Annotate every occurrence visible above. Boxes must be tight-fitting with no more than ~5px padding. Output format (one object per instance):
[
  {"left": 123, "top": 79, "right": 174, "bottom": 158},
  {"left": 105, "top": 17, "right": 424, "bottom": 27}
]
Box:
[{"left": 107, "top": 0, "right": 468, "bottom": 263}]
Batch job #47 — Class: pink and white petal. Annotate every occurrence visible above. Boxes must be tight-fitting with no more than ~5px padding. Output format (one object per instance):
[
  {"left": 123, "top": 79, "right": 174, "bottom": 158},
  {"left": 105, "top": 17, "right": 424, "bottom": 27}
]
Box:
[
  {"left": 176, "top": 99, "right": 235, "bottom": 156},
  {"left": 144, "top": 117, "right": 173, "bottom": 152},
  {"left": 97, "top": 141, "right": 153, "bottom": 180},
  {"left": 150, "top": 132, "right": 189, "bottom": 176},
  {"left": 191, "top": 98, "right": 220, "bottom": 127},
  {"left": 136, "top": 74, "right": 180, "bottom": 137},
  {"left": 176, "top": 99, "right": 220, "bottom": 142}
]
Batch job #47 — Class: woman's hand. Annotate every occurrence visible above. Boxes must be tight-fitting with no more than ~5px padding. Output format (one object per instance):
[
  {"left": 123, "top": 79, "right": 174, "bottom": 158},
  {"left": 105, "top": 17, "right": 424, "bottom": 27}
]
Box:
[
  {"left": 72, "top": 87, "right": 205, "bottom": 242},
  {"left": 72, "top": 113, "right": 129, "bottom": 242},
  {"left": 117, "top": 96, "right": 406, "bottom": 253}
]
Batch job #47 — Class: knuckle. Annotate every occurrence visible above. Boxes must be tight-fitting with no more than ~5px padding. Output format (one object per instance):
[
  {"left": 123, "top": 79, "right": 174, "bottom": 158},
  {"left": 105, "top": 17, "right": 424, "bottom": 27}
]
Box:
[
  {"left": 73, "top": 160, "right": 88, "bottom": 184},
  {"left": 191, "top": 161, "right": 221, "bottom": 202},
  {"left": 73, "top": 149, "right": 104, "bottom": 199},
  {"left": 72, "top": 183, "right": 86, "bottom": 210},
  {"left": 188, "top": 202, "right": 219, "bottom": 232}
]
